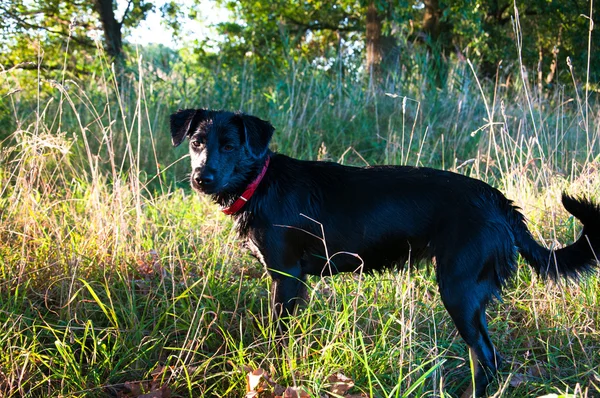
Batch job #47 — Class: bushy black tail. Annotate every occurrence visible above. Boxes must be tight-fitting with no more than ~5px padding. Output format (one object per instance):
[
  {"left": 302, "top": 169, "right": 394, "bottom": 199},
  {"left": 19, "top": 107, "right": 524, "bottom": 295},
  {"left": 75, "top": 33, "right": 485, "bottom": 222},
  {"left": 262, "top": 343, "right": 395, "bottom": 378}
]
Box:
[{"left": 513, "top": 194, "right": 600, "bottom": 280}]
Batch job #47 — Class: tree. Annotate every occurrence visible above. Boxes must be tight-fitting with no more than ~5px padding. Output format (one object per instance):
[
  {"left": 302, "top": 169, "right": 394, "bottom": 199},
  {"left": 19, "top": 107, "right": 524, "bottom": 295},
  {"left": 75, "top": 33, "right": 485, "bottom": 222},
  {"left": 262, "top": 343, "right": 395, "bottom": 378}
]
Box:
[
  {"left": 212, "top": 0, "right": 363, "bottom": 67},
  {"left": 366, "top": 1, "right": 383, "bottom": 76},
  {"left": 480, "top": 0, "right": 596, "bottom": 83},
  {"left": 0, "top": 0, "right": 153, "bottom": 70},
  {"left": 211, "top": 0, "right": 403, "bottom": 79},
  {"left": 92, "top": 0, "right": 154, "bottom": 60}
]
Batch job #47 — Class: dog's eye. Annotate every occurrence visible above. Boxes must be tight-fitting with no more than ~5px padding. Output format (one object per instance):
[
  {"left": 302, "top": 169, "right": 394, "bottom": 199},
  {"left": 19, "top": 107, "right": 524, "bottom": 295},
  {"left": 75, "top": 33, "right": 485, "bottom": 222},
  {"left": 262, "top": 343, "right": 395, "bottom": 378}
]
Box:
[
  {"left": 222, "top": 144, "right": 234, "bottom": 152},
  {"left": 191, "top": 141, "right": 202, "bottom": 148}
]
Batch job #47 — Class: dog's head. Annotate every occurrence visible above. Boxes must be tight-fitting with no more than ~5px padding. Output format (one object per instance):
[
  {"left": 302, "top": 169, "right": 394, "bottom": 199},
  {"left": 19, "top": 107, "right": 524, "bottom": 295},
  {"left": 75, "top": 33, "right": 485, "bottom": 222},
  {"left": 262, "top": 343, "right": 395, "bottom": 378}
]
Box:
[{"left": 170, "top": 109, "right": 274, "bottom": 195}]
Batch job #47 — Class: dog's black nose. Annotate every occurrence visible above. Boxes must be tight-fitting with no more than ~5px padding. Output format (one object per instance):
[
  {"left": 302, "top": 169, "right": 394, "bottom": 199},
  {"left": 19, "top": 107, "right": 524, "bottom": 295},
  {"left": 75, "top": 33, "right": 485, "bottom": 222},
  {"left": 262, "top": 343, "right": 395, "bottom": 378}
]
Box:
[
  {"left": 200, "top": 174, "right": 214, "bottom": 184},
  {"left": 194, "top": 170, "right": 214, "bottom": 185}
]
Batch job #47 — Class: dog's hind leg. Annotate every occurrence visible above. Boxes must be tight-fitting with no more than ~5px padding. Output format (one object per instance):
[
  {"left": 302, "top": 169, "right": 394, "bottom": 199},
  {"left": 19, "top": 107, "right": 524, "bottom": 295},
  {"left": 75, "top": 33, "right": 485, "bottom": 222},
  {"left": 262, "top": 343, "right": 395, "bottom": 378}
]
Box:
[{"left": 437, "top": 255, "right": 503, "bottom": 397}]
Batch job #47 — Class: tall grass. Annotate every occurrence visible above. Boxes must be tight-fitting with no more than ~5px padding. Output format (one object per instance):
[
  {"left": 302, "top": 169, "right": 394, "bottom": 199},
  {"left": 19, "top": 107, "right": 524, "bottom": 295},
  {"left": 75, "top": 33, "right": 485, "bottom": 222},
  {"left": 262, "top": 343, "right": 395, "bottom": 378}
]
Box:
[{"left": 0, "top": 30, "right": 599, "bottom": 397}]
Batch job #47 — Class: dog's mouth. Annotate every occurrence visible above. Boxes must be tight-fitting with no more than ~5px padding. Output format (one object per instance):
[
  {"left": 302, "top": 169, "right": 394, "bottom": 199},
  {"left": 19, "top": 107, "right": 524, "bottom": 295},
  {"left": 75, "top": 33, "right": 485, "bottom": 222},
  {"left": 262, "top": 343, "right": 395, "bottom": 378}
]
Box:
[{"left": 191, "top": 179, "right": 214, "bottom": 193}]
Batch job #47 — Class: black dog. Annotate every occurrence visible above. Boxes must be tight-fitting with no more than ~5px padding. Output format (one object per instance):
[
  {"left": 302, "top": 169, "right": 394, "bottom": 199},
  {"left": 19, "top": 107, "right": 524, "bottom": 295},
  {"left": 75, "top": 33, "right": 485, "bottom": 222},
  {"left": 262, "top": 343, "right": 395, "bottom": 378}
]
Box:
[{"left": 170, "top": 109, "right": 600, "bottom": 397}]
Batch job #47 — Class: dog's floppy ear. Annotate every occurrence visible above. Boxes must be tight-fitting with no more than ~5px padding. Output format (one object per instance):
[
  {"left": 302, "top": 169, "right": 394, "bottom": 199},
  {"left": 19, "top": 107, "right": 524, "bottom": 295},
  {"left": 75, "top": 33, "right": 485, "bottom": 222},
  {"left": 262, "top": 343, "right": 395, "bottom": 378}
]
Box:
[
  {"left": 170, "top": 109, "right": 206, "bottom": 147},
  {"left": 236, "top": 113, "right": 274, "bottom": 158}
]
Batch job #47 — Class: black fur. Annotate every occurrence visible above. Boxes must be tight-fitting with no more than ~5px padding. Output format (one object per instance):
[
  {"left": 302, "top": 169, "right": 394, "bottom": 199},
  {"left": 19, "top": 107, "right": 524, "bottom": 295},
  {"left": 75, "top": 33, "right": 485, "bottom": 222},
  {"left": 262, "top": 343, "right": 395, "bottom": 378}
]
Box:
[{"left": 171, "top": 108, "right": 600, "bottom": 397}]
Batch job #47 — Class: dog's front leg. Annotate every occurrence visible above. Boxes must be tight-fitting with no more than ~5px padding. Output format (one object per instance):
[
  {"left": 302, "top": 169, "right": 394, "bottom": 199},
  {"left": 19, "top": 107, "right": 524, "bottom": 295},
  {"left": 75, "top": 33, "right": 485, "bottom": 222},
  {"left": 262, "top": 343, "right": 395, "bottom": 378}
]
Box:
[
  {"left": 269, "top": 263, "right": 306, "bottom": 325},
  {"left": 248, "top": 231, "right": 306, "bottom": 331}
]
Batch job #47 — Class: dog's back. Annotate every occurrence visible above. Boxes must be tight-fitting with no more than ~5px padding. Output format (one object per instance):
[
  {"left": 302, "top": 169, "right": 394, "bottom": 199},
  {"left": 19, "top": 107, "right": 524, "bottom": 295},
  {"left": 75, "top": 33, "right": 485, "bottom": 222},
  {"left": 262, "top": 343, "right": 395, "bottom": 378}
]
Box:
[{"left": 245, "top": 154, "right": 516, "bottom": 276}]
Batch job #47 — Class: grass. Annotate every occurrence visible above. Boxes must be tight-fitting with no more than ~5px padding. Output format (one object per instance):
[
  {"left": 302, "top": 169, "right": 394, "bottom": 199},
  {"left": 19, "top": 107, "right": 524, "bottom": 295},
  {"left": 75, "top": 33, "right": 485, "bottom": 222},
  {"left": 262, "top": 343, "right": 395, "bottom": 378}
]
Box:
[{"left": 1, "top": 35, "right": 600, "bottom": 397}]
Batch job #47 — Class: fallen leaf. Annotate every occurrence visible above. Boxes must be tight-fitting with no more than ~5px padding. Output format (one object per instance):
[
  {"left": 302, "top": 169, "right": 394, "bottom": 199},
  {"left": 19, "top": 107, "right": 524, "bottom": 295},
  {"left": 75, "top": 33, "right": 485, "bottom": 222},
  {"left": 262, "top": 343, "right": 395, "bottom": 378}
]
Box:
[
  {"left": 526, "top": 362, "right": 548, "bottom": 379},
  {"left": 247, "top": 368, "right": 267, "bottom": 393},
  {"left": 123, "top": 380, "right": 147, "bottom": 396},
  {"left": 282, "top": 387, "right": 298, "bottom": 398},
  {"left": 138, "top": 386, "right": 171, "bottom": 398},
  {"left": 280, "top": 386, "right": 310, "bottom": 398},
  {"left": 135, "top": 250, "right": 162, "bottom": 279},
  {"left": 509, "top": 372, "right": 527, "bottom": 388},
  {"left": 120, "top": 380, "right": 171, "bottom": 398},
  {"left": 273, "top": 384, "right": 286, "bottom": 396},
  {"left": 327, "top": 372, "right": 354, "bottom": 396}
]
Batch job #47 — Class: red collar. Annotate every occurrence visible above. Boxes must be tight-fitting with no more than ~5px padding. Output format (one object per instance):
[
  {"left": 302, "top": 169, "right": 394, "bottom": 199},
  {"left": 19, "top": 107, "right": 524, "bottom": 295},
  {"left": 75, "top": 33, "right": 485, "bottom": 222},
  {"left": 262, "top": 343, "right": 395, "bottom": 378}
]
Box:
[{"left": 222, "top": 156, "right": 270, "bottom": 215}]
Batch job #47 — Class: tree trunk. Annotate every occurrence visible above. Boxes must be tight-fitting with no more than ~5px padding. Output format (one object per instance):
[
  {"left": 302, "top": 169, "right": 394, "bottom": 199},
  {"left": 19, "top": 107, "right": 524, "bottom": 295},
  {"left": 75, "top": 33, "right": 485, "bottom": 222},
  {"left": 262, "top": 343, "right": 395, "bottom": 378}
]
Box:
[
  {"left": 422, "top": 0, "right": 441, "bottom": 40},
  {"left": 93, "top": 0, "right": 123, "bottom": 60},
  {"left": 422, "top": 0, "right": 450, "bottom": 87},
  {"left": 546, "top": 27, "right": 562, "bottom": 86},
  {"left": 366, "top": 1, "right": 383, "bottom": 79}
]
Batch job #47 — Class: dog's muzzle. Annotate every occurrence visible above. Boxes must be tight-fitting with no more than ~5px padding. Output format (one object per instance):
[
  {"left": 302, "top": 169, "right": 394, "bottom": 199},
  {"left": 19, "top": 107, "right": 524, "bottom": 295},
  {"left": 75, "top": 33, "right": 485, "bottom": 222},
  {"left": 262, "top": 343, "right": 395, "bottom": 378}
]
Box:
[{"left": 192, "top": 168, "right": 217, "bottom": 192}]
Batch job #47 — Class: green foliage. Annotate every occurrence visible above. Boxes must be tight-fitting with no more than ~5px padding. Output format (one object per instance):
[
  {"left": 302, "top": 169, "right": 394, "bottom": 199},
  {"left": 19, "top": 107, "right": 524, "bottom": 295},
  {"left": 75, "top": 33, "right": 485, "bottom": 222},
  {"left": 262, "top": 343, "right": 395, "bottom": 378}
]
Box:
[
  {"left": 0, "top": 0, "right": 156, "bottom": 74},
  {"left": 1, "top": 0, "right": 596, "bottom": 86},
  {"left": 0, "top": 0, "right": 97, "bottom": 72},
  {"left": 209, "top": 0, "right": 364, "bottom": 74},
  {"left": 198, "top": 0, "right": 597, "bottom": 84},
  {"left": 475, "top": 0, "right": 597, "bottom": 81}
]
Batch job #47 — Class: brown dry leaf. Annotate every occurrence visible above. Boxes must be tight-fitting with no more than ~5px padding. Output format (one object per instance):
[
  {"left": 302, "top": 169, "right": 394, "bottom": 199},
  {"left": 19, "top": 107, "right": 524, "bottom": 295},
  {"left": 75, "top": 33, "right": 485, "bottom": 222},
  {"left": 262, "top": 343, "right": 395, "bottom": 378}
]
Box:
[
  {"left": 246, "top": 367, "right": 310, "bottom": 398},
  {"left": 278, "top": 387, "right": 310, "bottom": 398},
  {"left": 247, "top": 368, "right": 267, "bottom": 393},
  {"left": 123, "top": 380, "right": 147, "bottom": 396},
  {"left": 526, "top": 362, "right": 548, "bottom": 379},
  {"left": 509, "top": 372, "right": 527, "bottom": 388},
  {"left": 282, "top": 387, "right": 298, "bottom": 398},
  {"left": 247, "top": 367, "right": 282, "bottom": 397},
  {"left": 120, "top": 380, "right": 171, "bottom": 398},
  {"left": 273, "top": 384, "right": 286, "bottom": 397},
  {"left": 136, "top": 250, "right": 161, "bottom": 279},
  {"left": 327, "top": 372, "right": 354, "bottom": 396},
  {"left": 241, "top": 363, "right": 254, "bottom": 373},
  {"left": 138, "top": 386, "right": 171, "bottom": 398},
  {"left": 150, "top": 364, "right": 166, "bottom": 380}
]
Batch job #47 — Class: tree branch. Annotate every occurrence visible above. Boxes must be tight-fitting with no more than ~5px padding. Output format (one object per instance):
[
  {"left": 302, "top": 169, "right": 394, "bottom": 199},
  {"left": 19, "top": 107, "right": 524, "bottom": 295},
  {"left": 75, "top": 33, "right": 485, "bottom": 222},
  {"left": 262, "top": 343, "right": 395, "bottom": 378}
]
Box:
[
  {"left": 284, "top": 14, "right": 361, "bottom": 33},
  {"left": 3, "top": 62, "right": 90, "bottom": 75},
  {"left": 0, "top": 6, "right": 94, "bottom": 47},
  {"left": 120, "top": 0, "right": 134, "bottom": 27}
]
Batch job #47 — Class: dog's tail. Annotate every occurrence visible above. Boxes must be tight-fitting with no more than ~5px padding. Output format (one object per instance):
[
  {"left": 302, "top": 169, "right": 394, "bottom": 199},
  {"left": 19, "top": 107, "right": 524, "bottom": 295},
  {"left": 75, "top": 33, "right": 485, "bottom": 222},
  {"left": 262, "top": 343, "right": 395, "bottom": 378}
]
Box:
[{"left": 512, "top": 194, "right": 600, "bottom": 280}]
